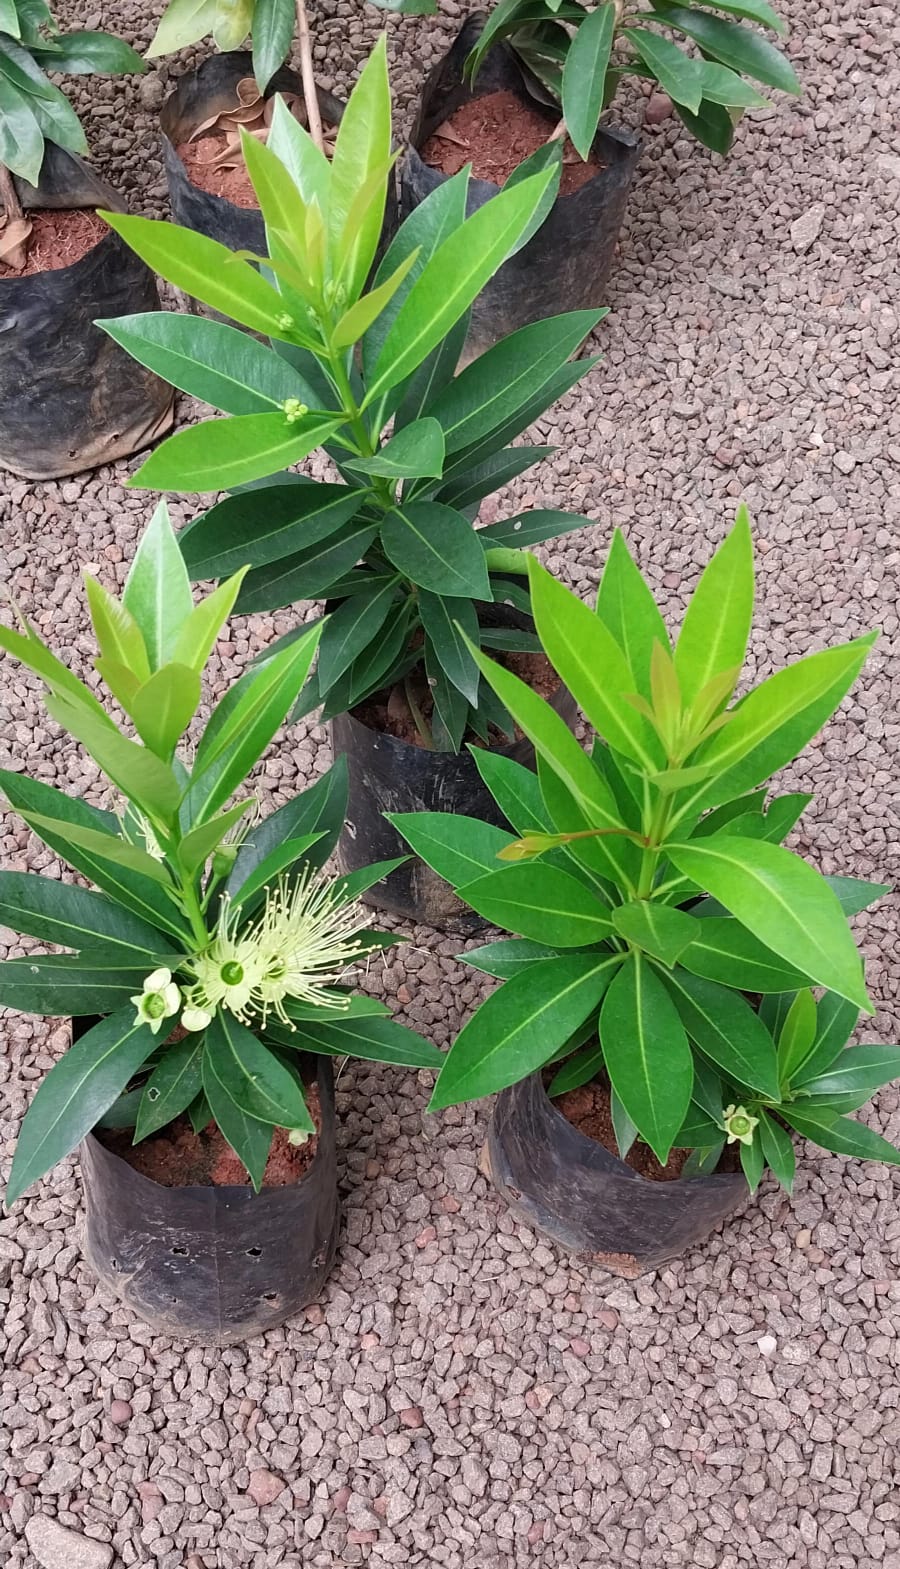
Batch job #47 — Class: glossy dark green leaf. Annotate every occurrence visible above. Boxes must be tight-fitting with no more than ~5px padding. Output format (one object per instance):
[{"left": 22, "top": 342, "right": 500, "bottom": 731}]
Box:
[
  {"left": 201, "top": 1048, "right": 274, "bottom": 1191},
  {"left": 237, "top": 516, "right": 379, "bottom": 614},
  {"left": 457, "top": 863, "right": 613, "bottom": 947},
  {"left": 600, "top": 953, "right": 694, "bottom": 1163},
  {"left": 380, "top": 503, "right": 491, "bottom": 598},
  {"left": 316, "top": 578, "right": 399, "bottom": 693},
  {"left": 0, "top": 954, "right": 167, "bottom": 1017},
  {"left": 98, "top": 312, "right": 315, "bottom": 415},
  {"left": 546, "top": 1034, "right": 606, "bottom": 1098},
  {"left": 418, "top": 591, "right": 480, "bottom": 705},
  {"left": 757, "top": 1111, "right": 795, "bottom": 1193},
  {"left": 781, "top": 1107, "right": 900, "bottom": 1166},
  {"left": 612, "top": 901, "right": 698, "bottom": 967},
  {"left": 435, "top": 446, "right": 554, "bottom": 513},
  {"left": 649, "top": 3, "right": 801, "bottom": 92},
  {"left": 623, "top": 27, "right": 704, "bottom": 110},
  {"left": 462, "top": 937, "right": 569, "bottom": 979},
  {"left": 663, "top": 966, "right": 781, "bottom": 1097},
  {"left": 0, "top": 872, "right": 171, "bottom": 960},
  {"left": 797, "top": 1044, "right": 900, "bottom": 1103},
  {"left": 393, "top": 310, "right": 471, "bottom": 432},
  {"left": 317, "top": 602, "right": 416, "bottom": 719},
  {"left": 280, "top": 1014, "right": 444, "bottom": 1069},
  {"left": 348, "top": 418, "right": 445, "bottom": 480},
  {"left": 135, "top": 1036, "right": 204, "bottom": 1142},
  {"left": 562, "top": 2, "right": 616, "bottom": 157},
  {"left": 390, "top": 811, "right": 516, "bottom": 888},
  {"left": 0, "top": 70, "right": 45, "bottom": 185},
  {"left": 677, "top": 914, "right": 811, "bottom": 993},
  {"left": 251, "top": 0, "right": 295, "bottom": 87},
  {"left": 825, "top": 875, "right": 889, "bottom": 918},
  {"left": 6, "top": 1009, "right": 157, "bottom": 1206},
  {"left": 430, "top": 953, "right": 620, "bottom": 1109},
  {"left": 441, "top": 353, "right": 602, "bottom": 476},
  {"left": 758, "top": 989, "right": 797, "bottom": 1041},
  {"left": 32, "top": 28, "right": 146, "bottom": 72},
  {"left": 205, "top": 1011, "right": 312, "bottom": 1129},
  {"left": 426, "top": 645, "right": 469, "bottom": 752},
  {"left": 180, "top": 484, "right": 364, "bottom": 582},
  {"left": 187, "top": 1091, "right": 213, "bottom": 1134},
  {"left": 673, "top": 95, "right": 736, "bottom": 153},
  {"left": 537, "top": 755, "right": 636, "bottom": 894},
  {"left": 224, "top": 757, "right": 348, "bottom": 900}
]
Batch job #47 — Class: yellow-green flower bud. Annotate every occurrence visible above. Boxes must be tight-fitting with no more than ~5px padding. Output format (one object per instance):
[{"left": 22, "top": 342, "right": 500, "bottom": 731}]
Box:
[{"left": 723, "top": 1104, "right": 759, "bottom": 1146}]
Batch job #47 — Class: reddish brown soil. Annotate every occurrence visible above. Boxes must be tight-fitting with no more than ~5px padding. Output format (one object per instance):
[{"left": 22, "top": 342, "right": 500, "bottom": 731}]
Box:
[
  {"left": 556, "top": 1080, "right": 692, "bottom": 1182},
  {"left": 177, "top": 134, "right": 260, "bottom": 208},
  {"left": 0, "top": 207, "right": 108, "bottom": 278},
  {"left": 354, "top": 649, "right": 556, "bottom": 749},
  {"left": 104, "top": 1081, "right": 321, "bottom": 1189},
  {"left": 421, "top": 89, "right": 602, "bottom": 196}
]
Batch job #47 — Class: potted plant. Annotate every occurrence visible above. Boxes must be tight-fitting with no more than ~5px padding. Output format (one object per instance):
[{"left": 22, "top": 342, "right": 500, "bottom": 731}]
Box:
[
  {"left": 148, "top": 0, "right": 343, "bottom": 253},
  {"left": 97, "top": 39, "right": 599, "bottom": 929},
  {"left": 393, "top": 510, "right": 898, "bottom": 1275},
  {"left": 0, "top": 2, "right": 174, "bottom": 478},
  {"left": 392, "top": 0, "right": 799, "bottom": 358},
  {"left": 0, "top": 503, "right": 442, "bottom": 1344}
]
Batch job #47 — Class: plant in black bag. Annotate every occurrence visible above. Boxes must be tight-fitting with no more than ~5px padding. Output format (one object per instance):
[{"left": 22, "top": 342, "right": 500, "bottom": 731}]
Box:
[
  {"left": 98, "top": 39, "right": 601, "bottom": 753},
  {"left": 394, "top": 510, "right": 899, "bottom": 1195},
  {"left": 434, "top": 0, "right": 802, "bottom": 158},
  {"left": 0, "top": 2, "right": 144, "bottom": 268},
  {"left": 0, "top": 502, "right": 442, "bottom": 1209}
]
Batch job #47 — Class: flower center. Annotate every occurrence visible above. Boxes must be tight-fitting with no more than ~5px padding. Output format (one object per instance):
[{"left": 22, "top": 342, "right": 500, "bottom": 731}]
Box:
[
  {"left": 220, "top": 961, "right": 245, "bottom": 986},
  {"left": 730, "top": 1115, "right": 752, "bottom": 1136},
  {"left": 144, "top": 993, "right": 166, "bottom": 1019}
]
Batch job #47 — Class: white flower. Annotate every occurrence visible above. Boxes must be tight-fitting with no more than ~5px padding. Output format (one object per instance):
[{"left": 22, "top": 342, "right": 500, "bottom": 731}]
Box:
[
  {"left": 250, "top": 870, "right": 371, "bottom": 1027},
  {"left": 132, "top": 809, "right": 165, "bottom": 862},
  {"left": 184, "top": 897, "right": 266, "bottom": 1025},
  {"left": 131, "top": 968, "right": 181, "bottom": 1034},
  {"left": 181, "top": 1007, "right": 213, "bottom": 1032},
  {"left": 723, "top": 1104, "right": 759, "bottom": 1146}
]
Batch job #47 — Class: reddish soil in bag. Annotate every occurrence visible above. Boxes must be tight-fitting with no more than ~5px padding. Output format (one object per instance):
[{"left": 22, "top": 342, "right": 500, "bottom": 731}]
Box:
[
  {"left": 421, "top": 89, "right": 602, "bottom": 197},
  {"left": 0, "top": 207, "right": 108, "bottom": 278},
  {"left": 556, "top": 1081, "right": 692, "bottom": 1182},
  {"left": 177, "top": 134, "right": 261, "bottom": 207},
  {"left": 103, "top": 1081, "right": 321, "bottom": 1189},
  {"left": 355, "top": 649, "right": 558, "bottom": 748}
]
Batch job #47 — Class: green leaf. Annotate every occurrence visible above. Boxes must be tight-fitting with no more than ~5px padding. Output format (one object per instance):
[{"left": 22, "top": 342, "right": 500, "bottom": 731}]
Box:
[
  {"left": 84, "top": 575, "right": 150, "bottom": 683},
  {"left": 187, "top": 621, "right": 323, "bottom": 823},
  {"left": 17, "top": 810, "right": 173, "bottom": 887},
  {"left": 470, "top": 750, "right": 549, "bottom": 835},
  {"left": 236, "top": 515, "right": 379, "bottom": 614},
  {"left": 0, "top": 871, "right": 172, "bottom": 959},
  {"left": 99, "top": 312, "right": 316, "bottom": 415},
  {"left": 826, "top": 875, "right": 890, "bottom": 918},
  {"left": 0, "top": 71, "right": 45, "bottom": 185},
  {"left": 649, "top": 3, "right": 801, "bottom": 92},
  {"left": 135, "top": 1037, "right": 204, "bottom": 1142},
  {"left": 251, "top": 0, "right": 295, "bottom": 88},
  {"left": 476, "top": 508, "right": 586, "bottom": 553},
  {"left": 348, "top": 418, "right": 445, "bottom": 480},
  {"left": 225, "top": 834, "right": 323, "bottom": 913},
  {"left": 775, "top": 987, "right": 817, "bottom": 1083},
  {"left": 662, "top": 966, "right": 781, "bottom": 1097},
  {"left": 527, "top": 556, "right": 663, "bottom": 770},
  {"left": 147, "top": 0, "right": 216, "bottom": 55},
  {"left": 6, "top": 1009, "right": 158, "bottom": 1206},
  {"left": 699, "top": 60, "right": 770, "bottom": 106},
  {"left": 32, "top": 28, "right": 146, "bottom": 72},
  {"left": 187, "top": 1090, "right": 213, "bottom": 1134},
  {"left": 328, "top": 34, "right": 391, "bottom": 300},
  {"left": 462, "top": 938, "right": 569, "bottom": 979},
  {"left": 172, "top": 572, "right": 247, "bottom": 675},
  {"left": 380, "top": 503, "right": 491, "bottom": 598},
  {"left": 797, "top": 1045, "right": 900, "bottom": 1104},
  {"left": 612, "top": 902, "right": 697, "bottom": 967},
  {"left": 316, "top": 579, "right": 399, "bottom": 693},
  {"left": 201, "top": 1046, "right": 273, "bottom": 1191},
  {"left": 674, "top": 506, "right": 753, "bottom": 709},
  {"left": 44, "top": 691, "right": 182, "bottom": 825},
  {"left": 547, "top": 1038, "right": 606, "bottom": 1098},
  {"left": 0, "top": 619, "right": 112, "bottom": 730},
  {"left": 781, "top": 1108, "right": 900, "bottom": 1166},
  {"left": 265, "top": 92, "right": 330, "bottom": 208},
  {"left": 281, "top": 1014, "right": 444, "bottom": 1070},
  {"left": 430, "top": 953, "right": 620, "bottom": 1109},
  {"left": 595, "top": 528, "right": 670, "bottom": 699},
  {"left": 331, "top": 249, "right": 420, "bottom": 350},
  {"left": 758, "top": 989, "right": 796, "bottom": 1042},
  {"left": 0, "top": 1, "right": 21, "bottom": 37},
  {"left": 224, "top": 756, "right": 348, "bottom": 898},
  {"left": 389, "top": 812, "right": 516, "bottom": 888},
  {"left": 131, "top": 410, "right": 340, "bottom": 494},
  {"left": 502, "top": 138, "right": 563, "bottom": 255},
  {"left": 365, "top": 168, "right": 555, "bottom": 408},
  {"left": 130, "top": 664, "right": 201, "bottom": 758},
  {"left": 178, "top": 800, "right": 252, "bottom": 877},
  {"left": 427, "top": 310, "right": 604, "bottom": 454},
  {"left": 122, "top": 500, "right": 195, "bottom": 672},
  {"left": 740, "top": 1133, "right": 765, "bottom": 1193},
  {"left": 205, "top": 1009, "right": 312, "bottom": 1129},
  {"left": 666, "top": 836, "right": 872, "bottom": 1013},
  {"left": 682, "top": 1141, "right": 725, "bottom": 1177},
  {"left": 100, "top": 211, "right": 297, "bottom": 336},
  {"left": 600, "top": 952, "right": 693, "bottom": 1164},
  {"left": 623, "top": 27, "right": 704, "bottom": 110},
  {"left": 789, "top": 991, "right": 859, "bottom": 1083},
  {"left": 694, "top": 0, "right": 786, "bottom": 31},
  {"left": 0, "top": 954, "right": 166, "bottom": 1017},
  {"left": 456, "top": 863, "right": 614, "bottom": 947},
  {"left": 436, "top": 447, "right": 554, "bottom": 514},
  {"left": 758, "top": 1111, "right": 795, "bottom": 1193},
  {"left": 329, "top": 857, "right": 410, "bottom": 905},
  {"left": 562, "top": 2, "right": 617, "bottom": 157},
  {"left": 418, "top": 592, "right": 480, "bottom": 705},
  {"left": 179, "top": 483, "right": 364, "bottom": 581},
  {"left": 678, "top": 914, "right": 811, "bottom": 992},
  {"left": 672, "top": 94, "right": 736, "bottom": 153}
]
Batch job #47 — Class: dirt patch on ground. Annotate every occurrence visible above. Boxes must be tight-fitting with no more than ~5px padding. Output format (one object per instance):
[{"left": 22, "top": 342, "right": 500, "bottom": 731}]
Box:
[
  {"left": 0, "top": 207, "right": 108, "bottom": 278},
  {"left": 103, "top": 1081, "right": 321, "bottom": 1189},
  {"left": 421, "top": 88, "right": 602, "bottom": 196}
]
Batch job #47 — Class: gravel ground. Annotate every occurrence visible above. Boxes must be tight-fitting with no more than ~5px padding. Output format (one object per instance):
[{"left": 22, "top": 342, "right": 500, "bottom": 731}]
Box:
[{"left": 2, "top": 0, "right": 899, "bottom": 1565}]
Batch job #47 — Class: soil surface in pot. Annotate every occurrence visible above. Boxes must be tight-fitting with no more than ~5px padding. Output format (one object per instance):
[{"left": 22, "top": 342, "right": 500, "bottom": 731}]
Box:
[
  {"left": 102, "top": 1081, "right": 321, "bottom": 1189},
  {"left": 556, "top": 1080, "right": 693, "bottom": 1182},
  {"left": 0, "top": 207, "right": 108, "bottom": 278},
  {"left": 178, "top": 123, "right": 336, "bottom": 207},
  {"left": 421, "top": 89, "right": 601, "bottom": 196},
  {"left": 354, "top": 649, "right": 556, "bottom": 749}
]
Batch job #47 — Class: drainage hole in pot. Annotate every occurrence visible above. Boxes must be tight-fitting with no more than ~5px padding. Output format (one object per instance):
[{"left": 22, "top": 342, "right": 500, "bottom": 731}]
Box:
[
  {"left": 170, "top": 1245, "right": 189, "bottom": 1256},
  {"left": 246, "top": 1246, "right": 262, "bottom": 1258},
  {"left": 261, "top": 1291, "right": 278, "bottom": 1304}
]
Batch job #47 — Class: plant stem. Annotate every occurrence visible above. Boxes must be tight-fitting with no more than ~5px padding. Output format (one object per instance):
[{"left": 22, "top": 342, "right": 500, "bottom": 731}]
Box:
[
  {"left": 404, "top": 675, "right": 434, "bottom": 750},
  {"left": 295, "top": 0, "right": 325, "bottom": 153}
]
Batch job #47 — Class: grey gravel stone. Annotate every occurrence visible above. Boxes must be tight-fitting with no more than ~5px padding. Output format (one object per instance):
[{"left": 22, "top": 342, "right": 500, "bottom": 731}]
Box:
[{"left": 24, "top": 1517, "right": 113, "bottom": 1569}]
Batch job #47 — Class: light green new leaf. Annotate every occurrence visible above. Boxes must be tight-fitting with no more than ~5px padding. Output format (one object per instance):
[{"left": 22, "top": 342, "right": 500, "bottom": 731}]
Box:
[
  {"left": 666, "top": 836, "right": 872, "bottom": 1013},
  {"left": 600, "top": 952, "right": 694, "bottom": 1164},
  {"left": 6, "top": 1010, "right": 158, "bottom": 1206},
  {"left": 675, "top": 506, "right": 753, "bottom": 709},
  {"left": 84, "top": 575, "right": 150, "bottom": 683},
  {"left": 131, "top": 410, "right": 341, "bottom": 494},
  {"left": 329, "top": 34, "right": 391, "bottom": 298},
  {"left": 130, "top": 664, "right": 202, "bottom": 758},
  {"left": 0, "top": 621, "right": 113, "bottom": 730},
  {"left": 528, "top": 556, "right": 663, "bottom": 769},
  {"left": 147, "top": 0, "right": 216, "bottom": 54},
  {"left": 775, "top": 987, "right": 817, "bottom": 1083},
  {"left": 456, "top": 863, "right": 614, "bottom": 947},
  {"left": 332, "top": 249, "right": 420, "bottom": 350},
  {"left": 699, "top": 61, "right": 770, "bottom": 107},
  {"left": 612, "top": 901, "right": 698, "bottom": 967},
  {"left": 596, "top": 528, "right": 670, "bottom": 699},
  {"left": 623, "top": 28, "right": 705, "bottom": 110},
  {"left": 173, "top": 571, "right": 248, "bottom": 674},
  {"left": 123, "top": 500, "right": 195, "bottom": 671},
  {"left": 429, "top": 953, "right": 619, "bottom": 1109},
  {"left": 562, "top": 2, "right": 617, "bottom": 159},
  {"left": 45, "top": 692, "right": 182, "bottom": 825},
  {"left": 178, "top": 800, "right": 252, "bottom": 877},
  {"left": 266, "top": 92, "right": 330, "bottom": 207}
]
